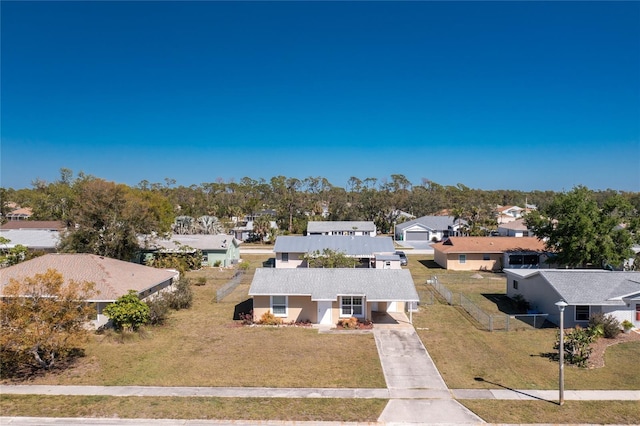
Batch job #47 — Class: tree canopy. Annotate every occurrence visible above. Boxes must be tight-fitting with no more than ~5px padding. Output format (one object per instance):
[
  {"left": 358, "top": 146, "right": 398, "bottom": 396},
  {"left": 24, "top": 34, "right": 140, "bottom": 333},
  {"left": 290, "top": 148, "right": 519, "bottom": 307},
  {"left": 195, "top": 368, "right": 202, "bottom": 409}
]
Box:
[
  {"left": 525, "top": 186, "right": 639, "bottom": 269},
  {"left": 0, "top": 269, "right": 97, "bottom": 377}
]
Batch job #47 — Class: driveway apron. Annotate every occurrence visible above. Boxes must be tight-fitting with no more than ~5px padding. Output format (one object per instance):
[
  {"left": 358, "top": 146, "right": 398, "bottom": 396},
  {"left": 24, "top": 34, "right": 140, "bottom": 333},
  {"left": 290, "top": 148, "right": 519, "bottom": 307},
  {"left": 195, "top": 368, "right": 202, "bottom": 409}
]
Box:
[{"left": 374, "top": 327, "right": 484, "bottom": 424}]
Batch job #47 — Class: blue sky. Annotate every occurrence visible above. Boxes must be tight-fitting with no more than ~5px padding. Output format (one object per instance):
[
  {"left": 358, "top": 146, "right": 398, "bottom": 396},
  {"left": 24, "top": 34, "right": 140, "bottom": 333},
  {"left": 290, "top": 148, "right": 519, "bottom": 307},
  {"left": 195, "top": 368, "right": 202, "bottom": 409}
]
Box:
[{"left": 2, "top": 1, "right": 639, "bottom": 192}]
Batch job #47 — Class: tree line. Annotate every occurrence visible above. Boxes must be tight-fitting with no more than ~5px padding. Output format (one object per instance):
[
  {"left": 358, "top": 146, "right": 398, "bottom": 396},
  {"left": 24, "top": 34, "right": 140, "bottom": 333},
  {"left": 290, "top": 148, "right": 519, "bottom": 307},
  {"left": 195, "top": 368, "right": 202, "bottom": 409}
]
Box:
[{"left": 1, "top": 168, "right": 639, "bottom": 265}]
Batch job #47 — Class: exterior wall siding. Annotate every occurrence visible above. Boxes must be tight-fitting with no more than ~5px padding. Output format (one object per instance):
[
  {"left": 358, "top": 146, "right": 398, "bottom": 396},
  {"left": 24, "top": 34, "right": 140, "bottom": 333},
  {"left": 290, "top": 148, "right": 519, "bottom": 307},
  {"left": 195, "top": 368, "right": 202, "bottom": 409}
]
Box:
[{"left": 275, "top": 252, "right": 305, "bottom": 268}]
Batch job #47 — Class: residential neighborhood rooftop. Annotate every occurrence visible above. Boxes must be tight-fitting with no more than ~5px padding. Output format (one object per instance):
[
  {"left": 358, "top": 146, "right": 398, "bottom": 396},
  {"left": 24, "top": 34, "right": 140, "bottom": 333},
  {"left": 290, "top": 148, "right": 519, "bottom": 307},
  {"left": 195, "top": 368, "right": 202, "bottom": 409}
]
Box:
[
  {"left": 435, "top": 237, "right": 546, "bottom": 253},
  {"left": 274, "top": 235, "right": 395, "bottom": 257}
]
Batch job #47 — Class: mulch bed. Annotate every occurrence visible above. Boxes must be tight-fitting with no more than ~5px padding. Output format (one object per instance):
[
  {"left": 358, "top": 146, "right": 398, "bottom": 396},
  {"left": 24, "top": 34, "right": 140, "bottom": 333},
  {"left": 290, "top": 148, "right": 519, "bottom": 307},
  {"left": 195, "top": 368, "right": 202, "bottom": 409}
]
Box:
[{"left": 587, "top": 329, "right": 640, "bottom": 369}]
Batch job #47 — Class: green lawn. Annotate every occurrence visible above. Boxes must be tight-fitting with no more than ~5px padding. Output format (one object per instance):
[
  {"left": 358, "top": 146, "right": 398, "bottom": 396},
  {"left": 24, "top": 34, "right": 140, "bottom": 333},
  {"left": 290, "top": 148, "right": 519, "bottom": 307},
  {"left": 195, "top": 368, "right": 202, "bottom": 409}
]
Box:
[{"left": 2, "top": 251, "right": 639, "bottom": 424}]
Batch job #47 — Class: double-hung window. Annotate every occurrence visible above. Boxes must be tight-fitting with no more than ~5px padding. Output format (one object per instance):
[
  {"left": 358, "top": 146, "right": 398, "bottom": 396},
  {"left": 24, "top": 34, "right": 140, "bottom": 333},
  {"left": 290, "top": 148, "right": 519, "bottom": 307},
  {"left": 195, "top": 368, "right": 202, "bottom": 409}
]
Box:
[
  {"left": 341, "top": 296, "right": 363, "bottom": 317},
  {"left": 271, "top": 296, "right": 287, "bottom": 317},
  {"left": 459, "top": 254, "right": 467, "bottom": 264}
]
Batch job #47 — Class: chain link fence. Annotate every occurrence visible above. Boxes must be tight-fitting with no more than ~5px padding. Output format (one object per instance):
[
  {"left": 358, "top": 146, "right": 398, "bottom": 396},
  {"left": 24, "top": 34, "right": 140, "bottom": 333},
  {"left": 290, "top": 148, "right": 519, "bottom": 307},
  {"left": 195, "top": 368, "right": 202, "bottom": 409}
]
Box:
[{"left": 216, "top": 270, "right": 245, "bottom": 302}]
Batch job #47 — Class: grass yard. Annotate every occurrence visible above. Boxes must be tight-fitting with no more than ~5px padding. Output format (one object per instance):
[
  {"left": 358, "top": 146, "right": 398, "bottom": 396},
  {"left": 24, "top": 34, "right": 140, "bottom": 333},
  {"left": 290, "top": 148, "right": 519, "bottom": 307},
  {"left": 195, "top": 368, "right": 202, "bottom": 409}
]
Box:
[
  {"left": 10, "top": 254, "right": 385, "bottom": 388},
  {"left": 406, "top": 253, "right": 640, "bottom": 391}
]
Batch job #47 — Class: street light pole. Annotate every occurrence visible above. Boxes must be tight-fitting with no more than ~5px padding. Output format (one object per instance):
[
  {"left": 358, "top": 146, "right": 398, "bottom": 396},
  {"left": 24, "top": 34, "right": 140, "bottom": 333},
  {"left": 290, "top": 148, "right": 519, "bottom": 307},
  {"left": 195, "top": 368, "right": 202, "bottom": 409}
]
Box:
[{"left": 555, "top": 300, "right": 568, "bottom": 406}]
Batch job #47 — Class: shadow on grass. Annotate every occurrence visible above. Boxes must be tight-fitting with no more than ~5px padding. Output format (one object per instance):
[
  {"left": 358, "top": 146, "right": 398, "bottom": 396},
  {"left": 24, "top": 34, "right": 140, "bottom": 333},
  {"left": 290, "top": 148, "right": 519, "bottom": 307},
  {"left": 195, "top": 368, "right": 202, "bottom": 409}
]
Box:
[
  {"left": 473, "top": 377, "right": 559, "bottom": 405},
  {"left": 418, "top": 259, "right": 442, "bottom": 269},
  {"left": 482, "top": 293, "right": 520, "bottom": 315}
]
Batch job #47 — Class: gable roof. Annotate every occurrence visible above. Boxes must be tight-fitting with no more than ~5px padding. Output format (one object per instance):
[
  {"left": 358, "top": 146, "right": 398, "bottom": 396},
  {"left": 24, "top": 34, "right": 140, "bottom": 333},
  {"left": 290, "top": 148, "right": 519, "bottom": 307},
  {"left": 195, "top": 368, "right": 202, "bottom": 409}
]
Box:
[
  {"left": 140, "top": 234, "right": 239, "bottom": 252},
  {"left": 395, "top": 215, "right": 461, "bottom": 232},
  {"left": 273, "top": 235, "right": 394, "bottom": 257},
  {"left": 505, "top": 269, "right": 640, "bottom": 305},
  {"left": 307, "top": 221, "right": 376, "bottom": 233},
  {"left": 249, "top": 268, "right": 419, "bottom": 302},
  {"left": 0, "top": 253, "right": 178, "bottom": 302},
  {"left": 434, "top": 237, "right": 546, "bottom": 254},
  {"left": 497, "top": 219, "right": 529, "bottom": 231}
]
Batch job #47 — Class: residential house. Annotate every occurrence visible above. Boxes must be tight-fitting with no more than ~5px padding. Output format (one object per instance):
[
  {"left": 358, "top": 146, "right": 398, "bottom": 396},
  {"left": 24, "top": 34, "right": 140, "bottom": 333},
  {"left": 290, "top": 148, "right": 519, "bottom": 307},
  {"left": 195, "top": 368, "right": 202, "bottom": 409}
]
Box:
[
  {"left": 4, "top": 206, "right": 33, "bottom": 221},
  {"left": 248, "top": 268, "right": 420, "bottom": 326},
  {"left": 273, "top": 235, "right": 396, "bottom": 268},
  {"left": 505, "top": 269, "right": 640, "bottom": 328},
  {"left": 306, "top": 221, "right": 377, "bottom": 236},
  {"left": 231, "top": 220, "right": 278, "bottom": 242},
  {"left": 394, "top": 215, "right": 463, "bottom": 242},
  {"left": 0, "top": 229, "right": 60, "bottom": 253},
  {"left": 0, "top": 221, "right": 66, "bottom": 231},
  {"left": 139, "top": 234, "right": 240, "bottom": 267},
  {"left": 0, "top": 253, "right": 179, "bottom": 328},
  {"left": 495, "top": 205, "right": 536, "bottom": 224},
  {"left": 433, "top": 237, "right": 548, "bottom": 271},
  {"left": 497, "top": 219, "right": 534, "bottom": 237}
]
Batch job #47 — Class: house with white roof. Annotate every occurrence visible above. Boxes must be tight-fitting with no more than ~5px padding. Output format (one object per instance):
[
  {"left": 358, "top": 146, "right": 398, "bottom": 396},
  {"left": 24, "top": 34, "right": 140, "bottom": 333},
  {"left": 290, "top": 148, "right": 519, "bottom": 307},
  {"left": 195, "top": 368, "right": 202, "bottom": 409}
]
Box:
[
  {"left": 248, "top": 268, "right": 419, "bottom": 326},
  {"left": 505, "top": 269, "right": 640, "bottom": 328}
]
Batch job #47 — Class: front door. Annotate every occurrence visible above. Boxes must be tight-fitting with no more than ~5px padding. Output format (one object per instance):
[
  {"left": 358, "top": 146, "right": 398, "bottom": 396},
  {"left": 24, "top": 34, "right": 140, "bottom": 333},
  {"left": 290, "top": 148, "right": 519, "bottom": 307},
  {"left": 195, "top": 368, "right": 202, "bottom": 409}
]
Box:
[{"left": 318, "top": 301, "right": 332, "bottom": 325}]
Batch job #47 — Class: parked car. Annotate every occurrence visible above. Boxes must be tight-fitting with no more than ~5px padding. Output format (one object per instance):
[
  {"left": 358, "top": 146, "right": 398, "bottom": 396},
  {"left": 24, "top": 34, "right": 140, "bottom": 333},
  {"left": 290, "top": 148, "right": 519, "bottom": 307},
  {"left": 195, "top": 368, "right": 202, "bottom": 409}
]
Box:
[{"left": 395, "top": 251, "right": 408, "bottom": 266}]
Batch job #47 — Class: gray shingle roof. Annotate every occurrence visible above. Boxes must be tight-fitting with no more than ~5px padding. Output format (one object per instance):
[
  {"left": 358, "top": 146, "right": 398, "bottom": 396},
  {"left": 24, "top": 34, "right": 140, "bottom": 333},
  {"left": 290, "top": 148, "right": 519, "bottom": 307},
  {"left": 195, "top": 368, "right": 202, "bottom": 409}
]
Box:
[
  {"left": 506, "top": 269, "right": 640, "bottom": 305},
  {"left": 307, "top": 221, "right": 376, "bottom": 233},
  {"left": 249, "top": 268, "right": 419, "bottom": 302},
  {"left": 395, "top": 215, "right": 460, "bottom": 232},
  {"left": 273, "top": 235, "right": 394, "bottom": 257}
]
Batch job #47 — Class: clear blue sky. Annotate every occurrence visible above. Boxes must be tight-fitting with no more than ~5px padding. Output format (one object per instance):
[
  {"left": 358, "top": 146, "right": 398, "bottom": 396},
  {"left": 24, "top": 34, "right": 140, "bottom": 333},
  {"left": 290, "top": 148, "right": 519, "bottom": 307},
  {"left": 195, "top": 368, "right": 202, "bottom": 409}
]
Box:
[{"left": 2, "top": 1, "right": 639, "bottom": 192}]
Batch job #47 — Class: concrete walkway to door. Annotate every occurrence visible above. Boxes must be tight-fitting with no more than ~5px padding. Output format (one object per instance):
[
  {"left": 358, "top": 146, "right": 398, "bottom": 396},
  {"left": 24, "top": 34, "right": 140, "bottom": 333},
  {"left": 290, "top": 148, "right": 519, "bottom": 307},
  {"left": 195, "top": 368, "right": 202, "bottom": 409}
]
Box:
[{"left": 373, "top": 313, "right": 485, "bottom": 424}]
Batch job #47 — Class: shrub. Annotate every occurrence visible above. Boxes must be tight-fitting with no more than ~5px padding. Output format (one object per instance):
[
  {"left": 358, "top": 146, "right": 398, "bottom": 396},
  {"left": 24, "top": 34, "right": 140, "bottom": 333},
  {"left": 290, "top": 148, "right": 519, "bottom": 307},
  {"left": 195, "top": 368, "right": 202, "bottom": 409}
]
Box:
[
  {"left": 103, "top": 290, "right": 150, "bottom": 332},
  {"left": 195, "top": 277, "right": 207, "bottom": 286},
  {"left": 165, "top": 277, "right": 193, "bottom": 310},
  {"left": 258, "top": 310, "right": 282, "bottom": 325},
  {"left": 588, "top": 313, "right": 621, "bottom": 339},
  {"left": 146, "top": 296, "right": 170, "bottom": 326},
  {"left": 337, "top": 317, "right": 360, "bottom": 329},
  {"left": 556, "top": 325, "right": 594, "bottom": 368},
  {"left": 213, "top": 260, "right": 222, "bottom": 267},
  {"left": 239, "top": 311, "right": 254, "bottom": 325},
  {"left": 622, "top": 319, "right": 634, "bottom": 331},
  {"left": 238, "top": 261, "right": 250, "bottom": 271}
]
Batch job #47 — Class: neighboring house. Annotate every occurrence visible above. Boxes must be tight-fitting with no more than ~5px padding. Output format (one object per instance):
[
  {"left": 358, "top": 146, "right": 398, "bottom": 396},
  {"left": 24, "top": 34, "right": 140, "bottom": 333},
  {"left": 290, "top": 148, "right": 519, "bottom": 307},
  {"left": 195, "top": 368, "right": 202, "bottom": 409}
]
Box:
[
  {"left": 497, "top": 219, "right": 534, "bottom": 237},
  {"left": 433, "top": 237, "right": 548, "bottom": 271},
  {"left": 306, "top": 221, "right": 377, "bottom": 236},
  {"left": 4, "top": 207, "right": 33, "bottom": 221},
  {"left": 495, "top": 205, "right": 525, "bottom": 224},
  {"left": 248, "top": 268, "right": 420, "bottom": 326},
  {"left": 505, "top": 269, "right": 640, "bottom": 328},
  {"left": 0, "top": 229, "right": 60, "bottom": 253},
  {"left": 0, "top": 221, "right": 66, "bottom": 231},
  {"left": 0, "top": 253, "right": 179, "bottom": 328},
  {"left": 394, "top": 215, "right": 464, "bottom": 242},
  {"left": 139, "top": 234, "right": 240, "bottom": 267},
  {"left": 231, "top": 220, "right": 278, "bottom": 242},
  {"left": 273, "top": 235, "right": 396, "bottom": 268}
]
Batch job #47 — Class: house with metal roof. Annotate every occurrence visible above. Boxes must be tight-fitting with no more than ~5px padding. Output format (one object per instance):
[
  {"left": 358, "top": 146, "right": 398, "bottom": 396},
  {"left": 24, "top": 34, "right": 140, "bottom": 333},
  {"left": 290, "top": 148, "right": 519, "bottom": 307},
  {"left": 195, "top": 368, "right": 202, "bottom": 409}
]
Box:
[
  {"left": 273, "top": 235, "right": 396, "bottom": 268},
  {"left": 433, "top": 237, "right": 549, "bottom": 271},
  {"left": 394, "top": 215, "right": 464, "bottom": 243},
  {"left": 0, "top": 253, "right": 179, "bottom": 328},
  {"left": 248, "top": 268, "right": 419, "bottom": 326},
  {"left": 306, "top": 221, "right": 377, "bottom": 236},
  {"left": 0, "top": 229, "right": 61, "bottom": 253},
  {"left": 505, "top": 269, "right": 640, "bottom": 328}
]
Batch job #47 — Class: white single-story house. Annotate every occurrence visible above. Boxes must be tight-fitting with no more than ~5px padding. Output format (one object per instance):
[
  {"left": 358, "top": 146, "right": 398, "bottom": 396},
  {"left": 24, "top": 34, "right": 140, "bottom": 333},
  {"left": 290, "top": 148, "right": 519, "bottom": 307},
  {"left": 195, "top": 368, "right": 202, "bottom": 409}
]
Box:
[
  {"left": 505, "top": 269, "right": 640, "bottom": 328},
  {"left": 248, "top": 268, "right": 420, "bottom": 326},
  {"left": 394, "top": 215, "right": 464, "bottom": 242},
  {"left": 497, "top": 219, "right": 534, "bottom": 237},
  {"left": 138, "top": 234, "right": 240, "bottom": 267},
  {"left": 306, "top": 221, "right": 377, "bottom": 236},
  {"left": 433, "top": 237, "right": 549, "bottom": 271},
  {"left": 231, "top": 220, "right": 278, "bottom": 242},
  {"left": 273, "top": 235, "right": 396, "bottom": 268},
  {"left": 0, "top": 253, "right": 179, "bottom": 328}
]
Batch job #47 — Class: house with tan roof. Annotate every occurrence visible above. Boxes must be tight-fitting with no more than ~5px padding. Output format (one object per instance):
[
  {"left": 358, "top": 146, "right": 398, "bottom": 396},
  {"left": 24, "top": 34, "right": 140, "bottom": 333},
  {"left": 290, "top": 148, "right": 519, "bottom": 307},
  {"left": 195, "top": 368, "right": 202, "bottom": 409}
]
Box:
[
  {"left": 497, "top": 219, "right": 534, "bottom": 237},
  {"left": 0, "top": 253, "right": 179, "bottom": 328},
  {"left": 433, "top": 237, "right": 549, "bottom": 271}
]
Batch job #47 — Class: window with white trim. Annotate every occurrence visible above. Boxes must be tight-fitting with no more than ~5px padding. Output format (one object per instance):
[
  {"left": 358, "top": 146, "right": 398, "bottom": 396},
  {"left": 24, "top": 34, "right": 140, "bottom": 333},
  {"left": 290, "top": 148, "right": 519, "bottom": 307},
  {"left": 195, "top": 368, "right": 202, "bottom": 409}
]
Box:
[
  {"left": 575, "top": 305, "right": 590, "bottom": 321},
  {"left": 459, "top": 254, "right": 466, "bottom": 264},
  {"left": 341, "top": 296, "right": 363, "bottom": 317},
  {"left": 271, "top": 296, "right": 287, "bottom": 317}
]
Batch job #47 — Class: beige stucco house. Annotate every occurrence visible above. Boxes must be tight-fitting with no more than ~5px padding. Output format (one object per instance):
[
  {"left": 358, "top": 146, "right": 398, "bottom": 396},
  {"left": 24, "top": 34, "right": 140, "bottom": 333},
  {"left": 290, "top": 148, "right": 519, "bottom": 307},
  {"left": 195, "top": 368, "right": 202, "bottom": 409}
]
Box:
[
  {"left": 433, "top": 237, "right": 548, "bottom": 271},
  {"left": 0, "top": 253, "right": 179, "bottom": 328},
  {"left": 248, "top": 268, "right": 419, "bottom": 326}
]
